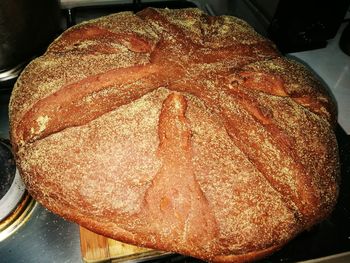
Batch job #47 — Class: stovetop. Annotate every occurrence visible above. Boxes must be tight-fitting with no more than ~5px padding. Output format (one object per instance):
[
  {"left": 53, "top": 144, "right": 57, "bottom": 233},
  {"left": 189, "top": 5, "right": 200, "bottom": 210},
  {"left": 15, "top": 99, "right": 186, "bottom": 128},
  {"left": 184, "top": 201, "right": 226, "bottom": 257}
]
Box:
[{"left": 0, "top": 1, "right": 350, "bottom": 262}]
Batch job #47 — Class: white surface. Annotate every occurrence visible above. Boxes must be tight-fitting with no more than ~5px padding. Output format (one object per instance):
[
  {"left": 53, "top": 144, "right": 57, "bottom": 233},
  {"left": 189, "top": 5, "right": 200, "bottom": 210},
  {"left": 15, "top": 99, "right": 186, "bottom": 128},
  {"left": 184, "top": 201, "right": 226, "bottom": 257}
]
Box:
[
  {"left": 60, "top": 0, "right": 130, "bottom": 9},
  {"left": 299, "top": 251, "right": 350, "bottom": 263},
  {"left": 0, "top": 169, "right": 26, "bottom": 221},
  {"left": 59, "top": 0, "right": 179, "bottom": 9},
  {"left": 290, "top": 23, "right": 350, "bottom": 134}
]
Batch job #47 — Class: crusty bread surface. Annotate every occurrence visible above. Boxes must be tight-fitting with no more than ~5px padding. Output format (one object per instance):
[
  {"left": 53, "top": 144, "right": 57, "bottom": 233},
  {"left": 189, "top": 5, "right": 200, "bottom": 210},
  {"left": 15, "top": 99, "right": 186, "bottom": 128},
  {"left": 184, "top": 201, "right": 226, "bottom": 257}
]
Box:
[{"left": 9, "top": 8, "right": 339, "bottom": 262}]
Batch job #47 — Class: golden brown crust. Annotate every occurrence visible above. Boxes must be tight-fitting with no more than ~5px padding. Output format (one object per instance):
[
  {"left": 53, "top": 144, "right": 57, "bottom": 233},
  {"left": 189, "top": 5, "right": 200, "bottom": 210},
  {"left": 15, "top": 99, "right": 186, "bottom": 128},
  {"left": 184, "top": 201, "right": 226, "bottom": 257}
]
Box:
[{"left": 10, "top": 8, "right": 339, "bottom": 262}]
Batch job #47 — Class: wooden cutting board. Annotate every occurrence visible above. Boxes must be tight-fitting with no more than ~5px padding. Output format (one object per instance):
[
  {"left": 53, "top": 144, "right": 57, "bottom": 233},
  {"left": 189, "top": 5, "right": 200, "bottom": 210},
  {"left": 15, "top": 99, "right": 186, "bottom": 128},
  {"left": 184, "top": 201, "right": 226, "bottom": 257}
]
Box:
[{"left": 79, "top": 226, "right": 171, "bottom": 262}]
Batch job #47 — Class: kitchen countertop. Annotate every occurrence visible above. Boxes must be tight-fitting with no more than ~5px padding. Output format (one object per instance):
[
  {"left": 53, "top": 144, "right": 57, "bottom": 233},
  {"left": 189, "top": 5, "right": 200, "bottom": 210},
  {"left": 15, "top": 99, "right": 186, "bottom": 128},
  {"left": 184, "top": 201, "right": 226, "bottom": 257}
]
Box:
[
  {"left": 289, "top": 22, "right": 350, "bottom": 135},
  {"left": 0, "top": 204, "right": 81, "bottom": 263}
]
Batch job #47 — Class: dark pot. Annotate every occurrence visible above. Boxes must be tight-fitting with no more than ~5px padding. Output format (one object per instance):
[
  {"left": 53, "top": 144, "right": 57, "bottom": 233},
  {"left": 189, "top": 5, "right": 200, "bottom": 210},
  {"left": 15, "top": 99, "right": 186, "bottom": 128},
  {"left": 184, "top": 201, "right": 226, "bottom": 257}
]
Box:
[{"left": 0, "top": 0, "right": 60, "bottom": 72}]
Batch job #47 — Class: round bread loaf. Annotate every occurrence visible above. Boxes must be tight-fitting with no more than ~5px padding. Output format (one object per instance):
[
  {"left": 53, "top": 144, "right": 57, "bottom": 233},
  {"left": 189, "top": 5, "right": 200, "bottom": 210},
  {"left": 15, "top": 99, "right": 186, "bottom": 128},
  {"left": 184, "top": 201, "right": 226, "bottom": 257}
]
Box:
[{"left": 9, "top": 8, "right": 339, "bottom": 262}]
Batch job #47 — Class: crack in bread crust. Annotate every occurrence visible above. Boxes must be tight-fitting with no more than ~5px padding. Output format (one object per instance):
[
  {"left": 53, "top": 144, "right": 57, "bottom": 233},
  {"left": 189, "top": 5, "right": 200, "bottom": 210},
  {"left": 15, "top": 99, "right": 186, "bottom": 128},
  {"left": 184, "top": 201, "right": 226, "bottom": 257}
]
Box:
[{"left": 140, "top": 93, "right": 218, "bottom": 254}]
